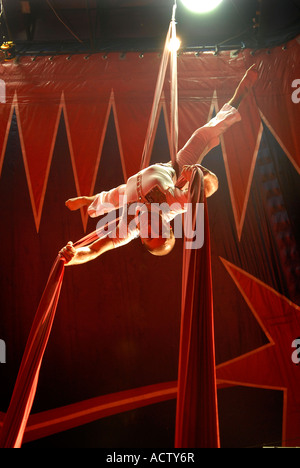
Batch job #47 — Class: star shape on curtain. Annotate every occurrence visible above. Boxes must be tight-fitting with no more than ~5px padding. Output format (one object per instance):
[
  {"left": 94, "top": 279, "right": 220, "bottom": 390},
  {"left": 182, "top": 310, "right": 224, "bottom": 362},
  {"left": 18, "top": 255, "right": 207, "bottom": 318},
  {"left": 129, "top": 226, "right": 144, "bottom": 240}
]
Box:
[{"left": 217, "top": 257, "right": 300, "bottom": 447}]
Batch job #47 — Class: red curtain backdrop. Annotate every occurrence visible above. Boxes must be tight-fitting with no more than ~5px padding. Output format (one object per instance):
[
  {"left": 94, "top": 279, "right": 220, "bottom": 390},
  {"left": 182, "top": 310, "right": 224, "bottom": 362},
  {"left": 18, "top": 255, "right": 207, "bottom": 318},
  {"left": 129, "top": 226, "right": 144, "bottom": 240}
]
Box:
[{"left": 0, "top": 37, "right": 299, "bottom": 447}]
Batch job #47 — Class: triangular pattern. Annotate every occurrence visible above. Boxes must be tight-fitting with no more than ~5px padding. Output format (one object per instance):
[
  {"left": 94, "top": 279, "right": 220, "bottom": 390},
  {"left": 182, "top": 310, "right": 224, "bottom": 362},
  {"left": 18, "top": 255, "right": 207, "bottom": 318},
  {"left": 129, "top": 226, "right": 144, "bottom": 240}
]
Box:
[
  {"left": 259, "top": 109, "right": 300, "bottom": 174},
  {"left": 250, "top": 38, "right": 300, "bottom": 175},
  {"left": 0, "top": 48, "right": 298, "bottom": 240},
  {"left": 63, "top": 89, "right": 114, "bottom": 231},
  {"left": 85, "top": 104, "right": 126, "bottom": 233},
  {"left": 176, "top": 97, "right": 212, "bottom": 153},
  {"left": 63, "top": 88, "right": 113, "bottom": 198},
  {"left": 14, "top": 91, "right": 63, "bottom": 232},
  {"left": 163, "top": 83, "right": 214, "bottom": 155},
  {"left": 217, "top": 92, "right": 263, "bottom": 240},
  {"left": 0, "top": 95, "right": 15, "bottom": 177},
  {"left": 113, "top": 88, "right": 161, "bottom": 178},
  {"left": 217, "top": 258, "right": 300, "bottom": 446},
  {"left": 150, "top": 103, "right": 171, "bottom": 165}
]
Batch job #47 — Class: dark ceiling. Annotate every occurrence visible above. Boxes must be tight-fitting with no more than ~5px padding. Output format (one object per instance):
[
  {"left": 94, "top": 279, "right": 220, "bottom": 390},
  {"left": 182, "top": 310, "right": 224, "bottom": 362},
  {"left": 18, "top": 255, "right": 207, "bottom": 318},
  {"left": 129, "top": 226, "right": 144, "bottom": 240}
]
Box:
[{"left": 1, "top": 0, "right": 300, "bottom": 55}]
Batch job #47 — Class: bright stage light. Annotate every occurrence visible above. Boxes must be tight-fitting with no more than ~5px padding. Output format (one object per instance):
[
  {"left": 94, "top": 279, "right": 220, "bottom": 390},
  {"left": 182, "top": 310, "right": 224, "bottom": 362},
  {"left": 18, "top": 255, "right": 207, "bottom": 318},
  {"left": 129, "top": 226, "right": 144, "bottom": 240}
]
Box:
[
  {"left": 168, "top": 36, "right": 181, "bottom": 52},
  {"left": 180, "top": 0, "right": 224, "bottom": 13}
]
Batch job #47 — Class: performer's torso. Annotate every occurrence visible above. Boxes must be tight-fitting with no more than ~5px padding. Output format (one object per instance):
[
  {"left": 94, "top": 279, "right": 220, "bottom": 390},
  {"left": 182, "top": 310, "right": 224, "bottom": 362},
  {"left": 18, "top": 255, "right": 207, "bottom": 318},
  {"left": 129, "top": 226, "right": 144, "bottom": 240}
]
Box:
[{"left": 125, "top": 163, "right": 176, "bottom": 204}]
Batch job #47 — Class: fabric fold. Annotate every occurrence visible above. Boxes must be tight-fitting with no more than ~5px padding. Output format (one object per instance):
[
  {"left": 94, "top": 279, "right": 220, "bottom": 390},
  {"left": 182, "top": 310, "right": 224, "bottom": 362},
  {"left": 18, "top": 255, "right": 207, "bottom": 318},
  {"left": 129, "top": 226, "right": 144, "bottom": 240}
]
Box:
[{"left": 175, "top": 166, "right": 220, "bottom": 448}]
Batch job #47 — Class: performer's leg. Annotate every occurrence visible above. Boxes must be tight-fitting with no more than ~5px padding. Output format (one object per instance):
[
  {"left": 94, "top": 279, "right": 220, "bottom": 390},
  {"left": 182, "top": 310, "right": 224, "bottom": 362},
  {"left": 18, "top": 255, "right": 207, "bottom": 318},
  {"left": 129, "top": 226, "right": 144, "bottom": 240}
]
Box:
[
  {"left": 228, "top": 65, "right": 258, "bottom": 109},
  {"left": 175, "top": 65, "right": 258, "bottom": 172},
  {"left": 66, "top": 185, "right": 126, "bottom": 217}
]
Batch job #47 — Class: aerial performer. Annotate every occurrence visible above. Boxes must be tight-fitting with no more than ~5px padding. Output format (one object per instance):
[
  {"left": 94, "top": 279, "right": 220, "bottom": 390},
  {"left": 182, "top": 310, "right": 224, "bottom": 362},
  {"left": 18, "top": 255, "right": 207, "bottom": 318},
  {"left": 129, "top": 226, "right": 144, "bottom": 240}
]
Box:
[{"left": 60, "top": 65, "right": 258, "bottom": 265}]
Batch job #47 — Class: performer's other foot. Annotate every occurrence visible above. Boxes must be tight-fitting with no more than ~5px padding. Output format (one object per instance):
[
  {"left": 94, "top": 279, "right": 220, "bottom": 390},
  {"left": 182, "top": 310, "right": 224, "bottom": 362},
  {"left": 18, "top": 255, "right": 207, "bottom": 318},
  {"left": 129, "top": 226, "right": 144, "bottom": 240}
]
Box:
[
  {"left": 240, "top": 64, "right": 259, "bottom": 92},
  {"left": 229, "top": 65, "right": 259, "bottom": 109},
  {"left": 65, "top": 197, "right": 86, "bottom": 211}
]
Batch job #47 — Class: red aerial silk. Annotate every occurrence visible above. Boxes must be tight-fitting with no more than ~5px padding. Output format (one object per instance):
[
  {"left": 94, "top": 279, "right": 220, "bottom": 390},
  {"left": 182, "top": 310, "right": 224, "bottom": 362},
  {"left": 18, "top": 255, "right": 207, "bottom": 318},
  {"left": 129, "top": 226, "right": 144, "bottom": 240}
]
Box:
[
  {"left": 175, "top": 166, "right": 220, "bottom": 448},
  {"left": 0, "top": 257, "right": 65, "bottom": 448},
  {"left": 140, "top": 2, "right": 178, "bottom": 170},
  {"left": 0, "top": 230, "right": 100, "bottom": 449}
]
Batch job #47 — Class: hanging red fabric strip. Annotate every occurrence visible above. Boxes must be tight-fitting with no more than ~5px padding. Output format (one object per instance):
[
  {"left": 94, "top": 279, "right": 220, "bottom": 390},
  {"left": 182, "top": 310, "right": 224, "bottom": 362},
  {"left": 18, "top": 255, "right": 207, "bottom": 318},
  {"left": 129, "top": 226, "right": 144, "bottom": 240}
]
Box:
[
  {"left": 170, "top": 2, "right": 179, "bottom": 165},
  {"left": 175, "top": 166, "right": 220, "bottom": 448},
  {"left": 0, "top": 211, "right": 123, "bottom": 449},
  {"left": 0, "top": 225, "right": 106, "bottom": 448},
  {"left": 140, "top": 2, "right": 178, "bottom": 170},
  {"left": 140, "top": 23, "right": 172, "bottom": 170},
  {"left": 0, "top": 256, "right": 65, "bottom": 448}
]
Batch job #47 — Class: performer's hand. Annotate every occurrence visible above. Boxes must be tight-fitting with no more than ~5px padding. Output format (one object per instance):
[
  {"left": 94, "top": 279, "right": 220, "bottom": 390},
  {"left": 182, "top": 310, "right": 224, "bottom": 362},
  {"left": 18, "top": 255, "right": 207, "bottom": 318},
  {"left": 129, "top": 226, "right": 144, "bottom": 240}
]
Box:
[{"left": 59, "top": 241, "right": 77, "bottom": 264}]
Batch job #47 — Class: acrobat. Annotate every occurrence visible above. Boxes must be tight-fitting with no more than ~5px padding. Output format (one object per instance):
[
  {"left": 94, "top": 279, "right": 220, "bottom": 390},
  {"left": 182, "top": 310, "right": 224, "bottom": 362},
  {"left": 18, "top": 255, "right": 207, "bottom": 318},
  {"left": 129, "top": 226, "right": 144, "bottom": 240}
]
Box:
[{"left": 60, "top": 65, "right": 258, "bottom": 265}]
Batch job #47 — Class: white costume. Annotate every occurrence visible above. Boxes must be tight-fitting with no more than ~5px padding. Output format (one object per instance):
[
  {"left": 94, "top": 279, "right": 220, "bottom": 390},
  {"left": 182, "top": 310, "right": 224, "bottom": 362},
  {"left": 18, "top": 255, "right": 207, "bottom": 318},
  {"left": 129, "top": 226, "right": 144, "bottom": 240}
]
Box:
[{"left": 88, "top": 104, "right": 241, "bottom": 247}]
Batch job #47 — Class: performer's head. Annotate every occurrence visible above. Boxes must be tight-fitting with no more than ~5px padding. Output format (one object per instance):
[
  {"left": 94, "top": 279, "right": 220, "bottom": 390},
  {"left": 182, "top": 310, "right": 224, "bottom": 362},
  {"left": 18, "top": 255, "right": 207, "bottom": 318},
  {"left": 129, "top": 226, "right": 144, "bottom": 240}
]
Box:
[
  {"left": 138, "top": 205, "right": 175, "bottom": 257},
  {"left": 141, "top": 228, "right": 175, "bottom": 256}
]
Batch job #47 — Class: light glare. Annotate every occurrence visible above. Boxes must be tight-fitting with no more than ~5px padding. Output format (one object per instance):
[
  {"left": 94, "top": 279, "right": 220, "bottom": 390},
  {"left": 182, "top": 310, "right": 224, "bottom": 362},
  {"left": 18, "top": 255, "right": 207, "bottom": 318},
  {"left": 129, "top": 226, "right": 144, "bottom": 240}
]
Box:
[
  {"left": 181, "top": 0, "right": 223, "bottom": 13},
  {"left": 168, "top": 37, "right": 181, "bottom": 52}
]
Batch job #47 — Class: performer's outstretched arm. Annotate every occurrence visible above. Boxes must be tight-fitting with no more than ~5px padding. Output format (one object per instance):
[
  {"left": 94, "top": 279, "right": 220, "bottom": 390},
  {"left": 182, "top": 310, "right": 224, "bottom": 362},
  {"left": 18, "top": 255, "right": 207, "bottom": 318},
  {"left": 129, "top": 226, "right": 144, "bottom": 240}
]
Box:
[
  {"left": 59, "top": 237, "right": 115, "bottom": 266},
  {"left": 60, "top": 212, "right": 136, "bottom": 266}
]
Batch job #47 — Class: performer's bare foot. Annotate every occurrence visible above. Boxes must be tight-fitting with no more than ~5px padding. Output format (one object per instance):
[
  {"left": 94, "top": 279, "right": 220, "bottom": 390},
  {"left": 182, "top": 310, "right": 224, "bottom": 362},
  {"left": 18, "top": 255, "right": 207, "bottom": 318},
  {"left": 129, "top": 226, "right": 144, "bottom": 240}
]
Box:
[
  {"left": 65, "top": 197, "right": 88, "bottom": 211},
  {"left": 240, "top": 64, "right": 259, "bottom": 91},
  {"left": 229, "top": 65, "right": 259, "bottom": 109}
]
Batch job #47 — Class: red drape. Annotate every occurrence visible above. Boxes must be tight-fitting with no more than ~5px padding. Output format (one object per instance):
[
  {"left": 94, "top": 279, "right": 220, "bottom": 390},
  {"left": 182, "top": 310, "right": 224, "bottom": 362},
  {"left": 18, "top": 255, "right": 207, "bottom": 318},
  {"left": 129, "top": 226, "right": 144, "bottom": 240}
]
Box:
[
  {"left": 175, "top": 167, "right": 220, "bottom": 448},
  {"left": 0, "top": 256, "right": 65, "bottom": 448},
  {"left": 140, "top": 22, "right": 172, "bottom": 170},
  {"left": 0, "top": 229, "right": 100, "bottom": 448}
]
